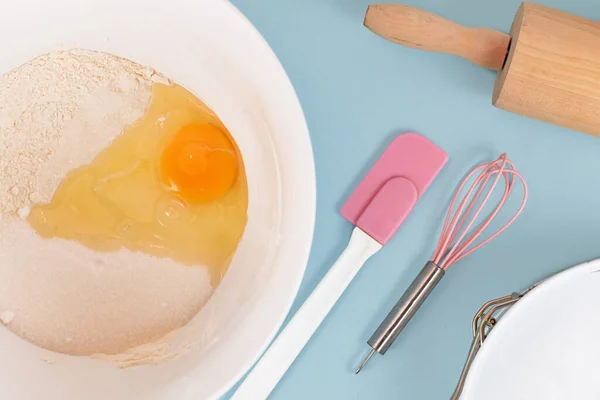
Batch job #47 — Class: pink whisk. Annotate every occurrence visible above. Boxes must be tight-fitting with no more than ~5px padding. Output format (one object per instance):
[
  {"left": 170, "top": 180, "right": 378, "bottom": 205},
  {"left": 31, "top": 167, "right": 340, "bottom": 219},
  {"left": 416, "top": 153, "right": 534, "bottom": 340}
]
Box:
[
  {"left": 356, "top": 154, "right": 527, "bottom": 373},
  {"left": 433, "top": 153, "right": 527, "bottom": 270}
]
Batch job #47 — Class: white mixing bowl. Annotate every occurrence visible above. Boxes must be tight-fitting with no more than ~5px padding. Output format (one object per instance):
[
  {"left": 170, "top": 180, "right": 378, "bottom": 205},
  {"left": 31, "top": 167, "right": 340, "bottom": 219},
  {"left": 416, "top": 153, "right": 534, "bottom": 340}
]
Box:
[{"left": 0, "top": 0, "right": 315, "bottom": 399}]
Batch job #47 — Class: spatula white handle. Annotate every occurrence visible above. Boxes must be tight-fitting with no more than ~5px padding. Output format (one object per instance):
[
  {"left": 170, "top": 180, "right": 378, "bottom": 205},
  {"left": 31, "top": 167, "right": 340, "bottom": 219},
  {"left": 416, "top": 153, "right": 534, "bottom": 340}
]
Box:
[{"left": 230, "top": 227, "right": 382, "bottom": 399}]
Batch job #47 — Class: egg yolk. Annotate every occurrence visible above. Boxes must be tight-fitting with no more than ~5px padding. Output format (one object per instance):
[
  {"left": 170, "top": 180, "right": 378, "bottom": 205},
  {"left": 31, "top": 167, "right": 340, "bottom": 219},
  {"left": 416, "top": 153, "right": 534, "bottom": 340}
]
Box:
[{"left": 161, "top": 124, "right": 238, "bottom": 203}]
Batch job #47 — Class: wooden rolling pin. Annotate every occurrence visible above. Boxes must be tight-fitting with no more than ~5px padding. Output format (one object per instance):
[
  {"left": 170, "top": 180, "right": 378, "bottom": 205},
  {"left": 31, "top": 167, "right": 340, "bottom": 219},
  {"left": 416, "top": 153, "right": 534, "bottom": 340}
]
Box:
[{"left": 364, "top": 2, "right": 600, "bottom": 137}]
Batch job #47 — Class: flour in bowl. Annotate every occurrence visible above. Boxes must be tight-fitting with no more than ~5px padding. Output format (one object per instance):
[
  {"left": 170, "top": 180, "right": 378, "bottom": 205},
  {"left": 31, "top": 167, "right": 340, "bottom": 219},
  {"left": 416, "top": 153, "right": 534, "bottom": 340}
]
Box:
[{"left": 0, "top": 49, "right": 213, "bottom": 359}]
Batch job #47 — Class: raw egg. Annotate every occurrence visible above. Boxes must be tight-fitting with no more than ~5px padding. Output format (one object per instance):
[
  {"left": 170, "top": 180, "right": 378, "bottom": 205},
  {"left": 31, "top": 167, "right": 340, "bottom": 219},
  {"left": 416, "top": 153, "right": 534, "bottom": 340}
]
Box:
[
  {"left": 27, "top": 83, "right": 248, "bottom": 285},
  {"left": 161, "top": 124, "right": 238, "bottom": 203}
]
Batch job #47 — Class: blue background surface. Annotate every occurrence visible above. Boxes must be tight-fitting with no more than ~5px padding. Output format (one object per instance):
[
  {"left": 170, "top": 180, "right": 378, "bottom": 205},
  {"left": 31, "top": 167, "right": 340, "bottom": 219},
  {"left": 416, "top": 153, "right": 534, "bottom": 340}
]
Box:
[{"left": 226, "top": 0, "right": 600, "bottom": 398}]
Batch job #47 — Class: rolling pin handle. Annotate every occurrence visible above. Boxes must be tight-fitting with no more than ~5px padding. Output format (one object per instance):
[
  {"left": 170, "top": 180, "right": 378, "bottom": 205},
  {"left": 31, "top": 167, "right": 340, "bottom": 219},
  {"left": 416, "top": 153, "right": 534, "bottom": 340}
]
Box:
[{"left": 364, "top": 4, "right": 511, "bottom": 71}]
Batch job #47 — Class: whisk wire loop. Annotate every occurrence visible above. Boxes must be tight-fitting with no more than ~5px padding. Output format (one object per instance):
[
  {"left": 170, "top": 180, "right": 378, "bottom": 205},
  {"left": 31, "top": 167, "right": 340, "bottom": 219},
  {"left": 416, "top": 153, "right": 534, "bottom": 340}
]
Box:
[{"left": 432, "top": 154, "right": 528, "bottom": 270}]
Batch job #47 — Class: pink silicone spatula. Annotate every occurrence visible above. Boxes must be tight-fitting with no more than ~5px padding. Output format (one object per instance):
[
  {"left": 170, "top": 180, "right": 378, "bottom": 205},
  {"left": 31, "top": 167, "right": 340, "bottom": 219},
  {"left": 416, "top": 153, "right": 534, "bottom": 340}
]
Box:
[{"left": 231, "top": 133, "right": 447, "bottom": 399}]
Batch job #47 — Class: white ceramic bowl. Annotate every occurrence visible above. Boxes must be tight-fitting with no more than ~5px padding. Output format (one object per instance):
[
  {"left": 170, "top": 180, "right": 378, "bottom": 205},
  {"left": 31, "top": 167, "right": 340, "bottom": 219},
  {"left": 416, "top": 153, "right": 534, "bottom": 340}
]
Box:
[{"left": 0, "top": 0, "right": 315, "bottom": 399}]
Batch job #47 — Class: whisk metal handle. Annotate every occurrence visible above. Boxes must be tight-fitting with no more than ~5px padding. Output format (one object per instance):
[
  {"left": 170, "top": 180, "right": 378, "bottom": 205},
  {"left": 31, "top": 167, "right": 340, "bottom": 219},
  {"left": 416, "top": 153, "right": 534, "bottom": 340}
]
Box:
[{"left": 367, "top": 261, "right": 445, "bottom": 355}]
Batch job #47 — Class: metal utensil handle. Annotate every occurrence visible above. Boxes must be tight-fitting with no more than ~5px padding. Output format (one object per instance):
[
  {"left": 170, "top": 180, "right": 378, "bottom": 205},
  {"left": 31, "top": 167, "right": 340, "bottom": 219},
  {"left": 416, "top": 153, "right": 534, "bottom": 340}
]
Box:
[
  {"left": 450, "top": 292, "right": 524, "bottom": 399},
  {"left": 368, "top": 261, "right": 445, "bottom": 355},
  {"left": 449, "top": 265, "right": 568, "bottom": 399}
]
